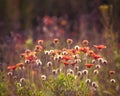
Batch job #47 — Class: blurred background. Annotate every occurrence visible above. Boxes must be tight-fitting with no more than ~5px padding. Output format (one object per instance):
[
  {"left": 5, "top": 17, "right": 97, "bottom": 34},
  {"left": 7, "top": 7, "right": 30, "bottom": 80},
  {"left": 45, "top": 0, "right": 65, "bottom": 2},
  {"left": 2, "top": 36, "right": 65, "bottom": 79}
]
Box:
[{"left": 0, "top": 0, "right": 120, "bottom": 66}]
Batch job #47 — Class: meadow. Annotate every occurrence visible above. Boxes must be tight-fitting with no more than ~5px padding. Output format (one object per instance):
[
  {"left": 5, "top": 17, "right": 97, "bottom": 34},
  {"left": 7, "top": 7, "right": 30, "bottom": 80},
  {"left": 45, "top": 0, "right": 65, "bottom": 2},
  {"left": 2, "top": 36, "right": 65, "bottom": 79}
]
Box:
[{"left": 0, "top": 36, "right": 119, "bottom": 96}]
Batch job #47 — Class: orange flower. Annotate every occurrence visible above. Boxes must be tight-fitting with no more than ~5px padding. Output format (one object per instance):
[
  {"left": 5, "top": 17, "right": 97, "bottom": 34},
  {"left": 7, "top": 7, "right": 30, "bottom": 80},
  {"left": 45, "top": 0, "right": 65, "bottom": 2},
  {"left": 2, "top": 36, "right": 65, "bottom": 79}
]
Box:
[
  {"left": 79, "top": 47, "right": 90, "bottom": 53},
  {"left": 62, "top": 56, "right": 71, "bottom": 61},
  {"left": 63, "top": 62, "right": 69, "bottom": 66},
  {"left": 7, "top": 65, "right": 16, "bottom": 70},
  {"left": 94, "top": 45, "right": 106, "bottom": 50},
  {"left": 71, "top": 62, "right": 76, "bottom": 66},
  {"left": 92, "top": 53, "right": 101, "bottom": 59},
  {"left": 87, "top": 50, "right": 94, "bottom": 56},
  {"left": 85, "top": 64, "right": 94, "bottom": 68},
  {"left": 71, "top": 49, "right": 76, "bottom": 54},
  {"left": 15, "top": 63, "right": 24, "bottom": 67}
]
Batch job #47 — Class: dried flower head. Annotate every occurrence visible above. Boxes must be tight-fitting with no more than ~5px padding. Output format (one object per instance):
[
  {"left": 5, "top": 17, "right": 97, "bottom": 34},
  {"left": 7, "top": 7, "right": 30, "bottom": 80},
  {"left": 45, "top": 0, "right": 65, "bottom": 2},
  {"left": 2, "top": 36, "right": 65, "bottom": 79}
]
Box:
[
  {"left": 7, "top": 72, "right": 13, "bottom": 76},
  {"left": 36, "top": 59, "right": 42, "bottom": 66},
  {"left": 93, "top": 70, "right": 99, "bottom": 75},
  {"left": 77, "top": 71, "right": 82, "bottom": 76},
  {"left": 95, "top": 64, "right": 101, "bottom": 69},
  {"left": 110, "top": 79, "right": 116, "bottom": 83},
  {"left": 82, "top": 69, "right": 88, "bottom": 75},
  {"left": 47, "top": 61, "right": 53, "bottom": 67},
  {"left": 25, "top": 59, "right": 30, "bottom": 64},
  {"left": 53, "top": 38, "right": 59, "bottom": 44},
  {"left": 20, "top": 78, "right": 25, "bottom": 83},
  {"left": 52, "top": 69, "right": 57, "bottom": 75},
  {"left": 98, "top": 58, "right": 104, "bottom": 64},
  {"left": 57, "top": 55, "right": 63, "bottom": 61},
  {"left": 102, "top": 59, "right": 107, "bottom": 64},
  {"left": 37, "top": 40, "right": 44, "bottom": 45},
  {"left": 109, "top": 70, "right": 115, "bottom": 75},
  {"left": 92, "top": 59, "right": 96, "bottom": 64},
  {"left": 67, "top": 69, "right": 74, "bottom": 75},
  {"left": 44, "top": 50, "right": 50, "bottom": 55},
  {"left": 67, "top": 39, "right": 73, "bottom": 45},
  {"left": 74, "top": 66, "right": 79, "bottom": 71},
  {"left": 74, "top": 45, "right": 80, "bottom": 50},
  {"left": 91, "top": 82, "right": 98, "bottom": 88},
  {"left": 85, "top": 79, "right": 91, "bottom": 85},
  {"left": 73, "top": 55, "right": 79, "bottom": 59},
  {"left": 62, "top": 51, "right": 68, "bottom": 55},
  {"left": 56, "top": 68, "right": 62, "bottom": 73},
  {"left": 82, "top": 40, "right": 89, "bottom": 46},
  {"left": 41, "top": 75, "right": 46, "bottom": 81},
  {"left": 74, "top": 59, "right": 81, "bottom": 64}
]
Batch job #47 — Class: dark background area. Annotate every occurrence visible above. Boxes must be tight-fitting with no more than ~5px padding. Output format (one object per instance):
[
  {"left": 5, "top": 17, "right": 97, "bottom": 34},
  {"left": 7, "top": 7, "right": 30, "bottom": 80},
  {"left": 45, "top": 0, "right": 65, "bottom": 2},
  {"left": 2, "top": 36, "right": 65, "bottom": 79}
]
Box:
[{"left": 0, "top": 0, "right": 120, "bottom": 41}]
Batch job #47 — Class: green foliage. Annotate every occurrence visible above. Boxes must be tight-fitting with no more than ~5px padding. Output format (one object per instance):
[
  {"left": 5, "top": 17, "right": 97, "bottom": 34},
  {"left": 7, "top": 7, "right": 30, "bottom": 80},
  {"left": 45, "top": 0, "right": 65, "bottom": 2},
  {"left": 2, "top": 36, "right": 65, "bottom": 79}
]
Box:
[{"left": 0, "top": 73, "right": 8, "bottom": 96}]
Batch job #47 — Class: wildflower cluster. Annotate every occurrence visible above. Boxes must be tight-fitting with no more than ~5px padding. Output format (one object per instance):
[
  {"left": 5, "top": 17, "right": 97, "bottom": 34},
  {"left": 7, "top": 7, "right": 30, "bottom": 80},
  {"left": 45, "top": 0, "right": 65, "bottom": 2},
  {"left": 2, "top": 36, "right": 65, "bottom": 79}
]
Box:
[{"left": 7, "top": 39, "right": 117, "bottom": 96}]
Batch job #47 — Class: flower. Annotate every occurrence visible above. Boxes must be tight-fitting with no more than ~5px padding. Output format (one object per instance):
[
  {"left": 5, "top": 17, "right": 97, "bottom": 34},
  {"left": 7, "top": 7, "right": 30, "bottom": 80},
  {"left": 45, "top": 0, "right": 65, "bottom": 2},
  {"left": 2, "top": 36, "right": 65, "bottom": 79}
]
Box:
[
  {"left": 37, "top": 40, "right": 44, "bottom": 45},
  {"left": 20, "top": 78, "right": 25, "bottom": 83},
  {"left": 47, "top": 61, "right": 53, "bottom": 67},
  {"left": 109, "top": 70, "right": 115, "bottom": 75},
  {"left": 62, "top": 56, "right": 71, "bottom": 61},
  {"left": 74, "top": 45, "right": 80, "bottom": 50},
  {"left": 92, "top": 53, "right": 101, "bottom": 59},
  {"left": 71, "top": 62, "right": 76, "bottom": 66},
  {"left": 85, "top": 79, "right": 91, "bottom": 85},
  {"left": 94, "top": 45, "right": 106, "bottom": 50},
  {"left": 77, "top": 71, "right": 82, "bottom": 76},
  {"left": 15, "top": 63, "right": 24, "bottom": 68},
  {"left": 92, "top": 59, "right": 96, "bottom": 64},
  {"left": 110, "top": 79, "right": 116, "bottom": 83},
  {"left": 93, "top": 70, "right": 99, "bottom": 75},
  {"left": 7, "top": 72, "right": 13, "bottom": 76},
  {"left": 66, "top": 39, "right": 73, "bottom": 45},
  {"left": 91, "top": 82, "right": 98, "bottom": 88},
  {"left": 25, "top": 49, "right": 31, "bottom": 54},
  {"left": 95, "top": 64, "right": 101, "bottom": 69},
  {"left": 41, "top": 75, "right": 46, "bottom": 81},
  {"left": 53, "top": 38, "right": 59, "bottom": 44},
  {"left": 7, "top": 65, "right": 16, "bottom": 70},
  {"left": 82, "top": 40, "right": 89, "bottom": 46},
  {"left": 85, "top": 64, "right": 94, "bottom": 68},
  {"left": 63, "top": 62, "right": 69, "bottom": 66},
  {"left": 82, "top": 69, "right": 88, "bottom": 75},
  {"left": 79, "top": 47, "right": 90, "bottom": 53},
  {"left": 74, "top": 66, "right": 79, "bottom": 71},
  {"left": 52, "top": 69, "right": 57, "bottom": 75},
  {"left": 67, "top": 69, "right": 74, "bottom": 75},
  {"left": 36, "top": 59, "right": 42, "bottom": 66},
  {"left": 101, "top": 59, "right": 107, "bottom": 64},
  {"left": 34, "top": 45, "right": 43, "bottom": 52}
]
